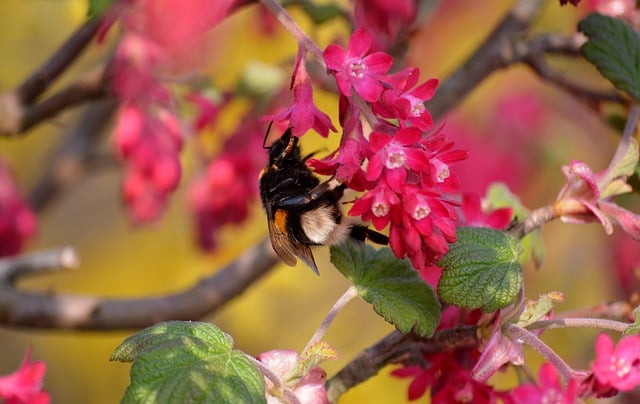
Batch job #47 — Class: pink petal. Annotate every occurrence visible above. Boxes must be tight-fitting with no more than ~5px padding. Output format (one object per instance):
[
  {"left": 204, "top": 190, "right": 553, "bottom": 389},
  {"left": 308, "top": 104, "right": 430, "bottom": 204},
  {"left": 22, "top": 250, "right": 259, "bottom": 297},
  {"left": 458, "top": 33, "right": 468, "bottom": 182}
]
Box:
[
  {"left": 352, "top": 76, "right": 383, "bottom": 102},
  {"left": 322, "top": 44, "right": 346, "bottom": 71},
  {"left": 395, "top": 127, "right": 422, "bottom": 145},
  {"left": 410, "top": 78, "right": 439, "bottom": 100},
  {"left": 362, "top": 52, "right": 394, "bottom": 75},
  {"left": 347, "top": 27, "right": 372, "bottom": 58},
  {"left": 599, "top": 201, "right": 640, "bottom": 240}
]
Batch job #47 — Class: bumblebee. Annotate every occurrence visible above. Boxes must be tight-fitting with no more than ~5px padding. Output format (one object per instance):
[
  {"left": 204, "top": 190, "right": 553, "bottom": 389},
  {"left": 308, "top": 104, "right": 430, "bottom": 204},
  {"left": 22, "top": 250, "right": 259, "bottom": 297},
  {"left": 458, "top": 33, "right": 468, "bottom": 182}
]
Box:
[{"left": 259, "top": 128, "right": 388, "bottom": 275}]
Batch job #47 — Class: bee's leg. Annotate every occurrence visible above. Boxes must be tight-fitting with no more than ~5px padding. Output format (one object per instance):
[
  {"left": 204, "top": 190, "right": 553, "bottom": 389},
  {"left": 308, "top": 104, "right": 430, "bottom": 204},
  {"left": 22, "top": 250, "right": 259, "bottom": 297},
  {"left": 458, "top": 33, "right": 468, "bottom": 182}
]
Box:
[
  {"left": 349, "top": 225, "right": 389, "bottom": 245},
  {"left": 277, "top": 180, "right": 344, "bottom": 208}
]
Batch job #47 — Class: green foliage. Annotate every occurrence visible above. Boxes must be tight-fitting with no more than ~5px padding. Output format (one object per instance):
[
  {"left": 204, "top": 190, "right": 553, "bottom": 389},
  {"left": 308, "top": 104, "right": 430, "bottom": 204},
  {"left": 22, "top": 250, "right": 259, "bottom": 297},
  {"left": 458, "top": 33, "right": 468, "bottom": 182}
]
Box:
[
  {"left": 438, "top": 227, "right": 523, "bottom": 313},
  {"left": 486, "top": 183, "right": 545, "bottom": 268},
  {"left": 624, "top": 306, "right": 640, "bottom": 336},
  {"left": 330, "top": 243, "right": 440, "bottom": 337},
  {"left": 516, "top": 292, "right": 563, "bottom": 328},
  {"left": 87, "top": 0, "right": 113, "bottom": 17},
  {"left": 111, "top": 321, "right": 266, "bottom": 404},
  {"left": 579, "top": 13, "right": 640, "bottom": 102}
]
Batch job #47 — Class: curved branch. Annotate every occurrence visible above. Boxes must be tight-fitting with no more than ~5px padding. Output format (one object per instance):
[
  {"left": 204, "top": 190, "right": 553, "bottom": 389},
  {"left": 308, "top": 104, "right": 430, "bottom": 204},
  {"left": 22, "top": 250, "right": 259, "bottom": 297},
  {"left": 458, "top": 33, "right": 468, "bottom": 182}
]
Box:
[
  {"left": 16, "top": 17, "right": 103, "bottom": 104},
  {"left": 427, "top": 0, "right": 545, "bottom": 120},
  {"left": 326, "top": 327, "right": 477, "bottom": 402},
  {"left": 0, "top": 238, "right": 279, "bottom": 330}
]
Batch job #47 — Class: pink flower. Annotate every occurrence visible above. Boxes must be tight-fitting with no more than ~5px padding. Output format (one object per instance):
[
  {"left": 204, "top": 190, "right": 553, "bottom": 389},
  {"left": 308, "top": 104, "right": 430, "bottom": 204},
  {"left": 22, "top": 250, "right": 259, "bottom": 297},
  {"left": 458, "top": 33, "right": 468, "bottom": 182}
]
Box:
[
  {"left": 511, "top": 363, "right": 578, "bottom": 403},
  {"left": 264, "top": 47, "right": 336, "bottom": 137},
  {"left": 257, "top": 350, "right": 328, "bottom": 404},
  {"left": 557, "top": 159, "right": 640, "bottom": 241},
  {"left": 0, "top": 160, "right": 37, "bottom": 257},
  {"left": 349, "top": 181, "right": 400, "bottom": 231},
  {"left": 354, "top": 0, "right": 415, "bottom": 49},
  {"left": 114, "top": 104, "right": 183, "bottom": 223},
  {"left": 307, "top": 136, "right": 370, "bottom": 191},
  {"left": 366, "top": 127, "right": 431, "bottom": 192},
  {"left": 375, "top": 68, "right": 439, "bottom": 131},
  {"left": 184, "top": 92, "right": 225, "bottom": 131},
  {"left": 592, "top": 333, "right": 640, "bottom": 391},
  {"left": 188, "top": 123, "right": 265, "bottom": 251},
  {"left": 0, "top": 347, "right": 49, "bottom": 404},
  {"left": 472, "top": 319, "right": 525, "bottom": 383},
  {"left": 323, "top": 28, "right": 393, "bottom": 102},
  {"left": 460, "top": 193, "right": 513, "bottom": 229}
]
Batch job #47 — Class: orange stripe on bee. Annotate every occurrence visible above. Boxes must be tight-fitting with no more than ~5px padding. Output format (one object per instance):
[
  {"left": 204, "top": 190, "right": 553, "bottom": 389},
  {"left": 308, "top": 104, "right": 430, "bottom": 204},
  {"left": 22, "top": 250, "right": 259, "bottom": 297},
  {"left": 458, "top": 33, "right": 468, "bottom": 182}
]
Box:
[{"left": 274, "top": 209, "right": 287, "bottom": 232}]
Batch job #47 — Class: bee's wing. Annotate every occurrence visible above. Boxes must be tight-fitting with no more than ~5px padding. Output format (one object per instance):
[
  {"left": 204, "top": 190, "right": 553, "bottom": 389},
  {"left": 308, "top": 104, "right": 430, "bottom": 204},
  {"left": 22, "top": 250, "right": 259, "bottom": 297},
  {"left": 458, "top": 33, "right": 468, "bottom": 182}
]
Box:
[{"left": 266, "top": 207, "right": 320, "bottom": 275}]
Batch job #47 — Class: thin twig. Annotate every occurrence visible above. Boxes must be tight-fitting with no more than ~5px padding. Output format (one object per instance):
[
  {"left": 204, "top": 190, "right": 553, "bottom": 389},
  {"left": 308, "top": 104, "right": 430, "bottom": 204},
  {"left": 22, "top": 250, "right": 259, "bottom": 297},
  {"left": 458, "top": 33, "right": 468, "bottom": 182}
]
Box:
[
  {"left": 16, "top": 17, "right": 103, "bottom": 104},
  {"left": 0, "top": 238, "right": 279, "bottom": 330}
]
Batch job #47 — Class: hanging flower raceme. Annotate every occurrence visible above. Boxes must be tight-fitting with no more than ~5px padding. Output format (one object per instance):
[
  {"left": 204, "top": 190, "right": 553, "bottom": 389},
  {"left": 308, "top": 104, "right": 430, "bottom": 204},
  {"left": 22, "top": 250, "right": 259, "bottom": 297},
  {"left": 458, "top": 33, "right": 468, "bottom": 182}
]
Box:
[
  {"left": 264, "top": 46, "right": 336, "bottom": 138},
  {"left": 107, "top": 0, "right": 236, "bottom": 223},
  {"left": 316, "top": 27, "right": 469, "bottom": 270}
]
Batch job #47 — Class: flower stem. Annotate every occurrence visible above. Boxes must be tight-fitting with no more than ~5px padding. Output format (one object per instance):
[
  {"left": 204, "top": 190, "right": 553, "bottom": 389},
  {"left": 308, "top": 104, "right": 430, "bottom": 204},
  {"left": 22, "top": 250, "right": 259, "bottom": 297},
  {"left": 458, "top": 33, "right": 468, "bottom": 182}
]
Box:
[
  {"left": 302, "top": 285, "right": 359, "bottom": 356},
  {"left": 527, "top": 317, "right": 629, "bottom": 333},
  {"left": 259, "top": 0, "right": 325, "bottom": 64},
  {"left": 504, "top": 323, "right": 575, "bottom": 384}
]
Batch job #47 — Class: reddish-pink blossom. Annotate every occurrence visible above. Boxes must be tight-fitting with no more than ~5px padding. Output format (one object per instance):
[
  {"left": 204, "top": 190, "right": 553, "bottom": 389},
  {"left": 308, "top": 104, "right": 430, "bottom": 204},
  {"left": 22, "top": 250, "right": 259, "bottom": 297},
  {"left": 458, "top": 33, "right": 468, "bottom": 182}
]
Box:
[
  {"left": 307, "top": 136, "right": 370, "bottom": 191},
  {"left": 366, "top": 127, "right": 430, "bottom": 191},
  {"left": 114, "top": 103, "right": 183, "bottom": 223},
  {"left": 188, "top": 123, "right": 265, "bottom": 251},
  {"left": 0, "top": 347, "right": 49, "bottom": 404},
  {"left": 375, "top": 68, "right": 438, "bottom": 131},
  {"left": 0, "top": 160, "right": 37, "bottom": 257},
  {"left": 257, "top": 350, "right": 328, "bottom": 404},
  {"left": 354, "top": 0, "right": 415, "bottom": 49},
  {"left": 511, "top": 363, "right": 578, "bottom": 403},
  {"left": 184, "top": 92, "right": 224, "bottom": 131},
  {"left": 592, "top": 333, "right": 640, "bottom": 391},
  {"left": 323, "top": 28, "right": 393, "bottom": 102},
  {"left": 264, "top": 47, "right": 336, "bottom": 137},
  {"left": 557, "top": 159, "right": 640, "bottom": 240},
  {"left": 349, "top": 181, "right": 400, "bottom": 231},
  {"left": 460, "top": 193, "right": 513, "bottom": 229}
]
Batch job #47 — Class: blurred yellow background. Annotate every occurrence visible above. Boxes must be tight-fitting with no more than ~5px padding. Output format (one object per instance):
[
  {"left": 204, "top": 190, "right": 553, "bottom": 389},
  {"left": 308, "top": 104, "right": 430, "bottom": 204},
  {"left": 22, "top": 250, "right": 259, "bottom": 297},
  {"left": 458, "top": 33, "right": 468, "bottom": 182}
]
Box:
[{"left": 0, "top": 0, "right": 635, "bottom": 403}]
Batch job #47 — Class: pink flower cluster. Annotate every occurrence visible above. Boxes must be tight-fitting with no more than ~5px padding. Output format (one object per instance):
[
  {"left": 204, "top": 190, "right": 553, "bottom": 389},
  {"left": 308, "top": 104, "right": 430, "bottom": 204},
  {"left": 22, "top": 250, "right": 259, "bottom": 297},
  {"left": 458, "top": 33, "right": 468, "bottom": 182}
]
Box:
[
  {"left": 313, "top": 28, "right": 467, "bottom": 270},
  {"left": 0, "top": 348, "right": 49, "bottom": 404},
  {"left": 391, "top": 308, "right": 512, "bottom": 402},
  {"left": 108, "top": 0, "right": 234, "bottom": 223},
  {"left": 0, "top": 160, "right": 36, "bottom": 257},
  {"left": 188, "top": 123, "right": 266, "bottom": 250}
]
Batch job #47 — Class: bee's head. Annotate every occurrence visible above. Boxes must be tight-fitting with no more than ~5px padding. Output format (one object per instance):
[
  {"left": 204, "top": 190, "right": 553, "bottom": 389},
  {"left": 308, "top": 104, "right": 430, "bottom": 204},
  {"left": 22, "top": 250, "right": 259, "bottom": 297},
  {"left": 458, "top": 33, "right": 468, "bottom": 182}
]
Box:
[{"left": 265, "top": 128, "right": 301, "bottom": 168}]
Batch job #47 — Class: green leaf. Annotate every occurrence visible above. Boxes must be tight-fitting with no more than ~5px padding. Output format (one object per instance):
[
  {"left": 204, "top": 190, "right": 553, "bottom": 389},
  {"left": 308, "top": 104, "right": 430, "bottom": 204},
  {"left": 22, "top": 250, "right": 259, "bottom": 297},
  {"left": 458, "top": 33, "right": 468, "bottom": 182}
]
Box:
[
  {"left": 438, "top": 227, "right": 523, "bottom": 312},
  {"left": 111, "top": 321, "right": 266, "bottom": 404},
  {"left": 330, "top": 243, "right": 440, "bottom": 337},
  {"left": 579, "top": 13, "right": 640, "bottom": 102},
  {"left": 600, "top": 139, "right": 639, "bottom": 198},
  {"left": 486, "top": 183, "right": 545, "bottom": 268},
  {"left": 87, "top": 0, "right": 113, "bottom": 17},
  {"left": 624, "top": 306, "right": 640, "bottom": 336},
  {"left": 516, "top": 292, "right": 564, "bottom": 328}
]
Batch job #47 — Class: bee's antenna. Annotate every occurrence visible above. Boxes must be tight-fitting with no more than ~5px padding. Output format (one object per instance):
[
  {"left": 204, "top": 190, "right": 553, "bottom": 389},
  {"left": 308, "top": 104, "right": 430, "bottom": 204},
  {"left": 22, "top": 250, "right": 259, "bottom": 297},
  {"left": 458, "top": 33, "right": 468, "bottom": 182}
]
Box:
[{"left": 262, "top": 121, "right": 275, "bottom": 149}]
